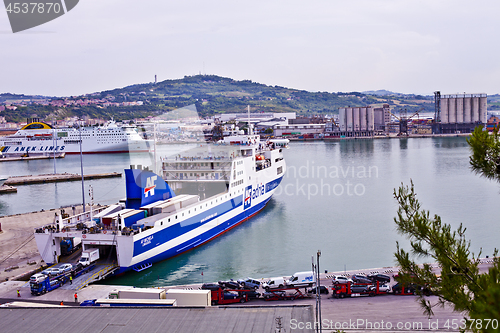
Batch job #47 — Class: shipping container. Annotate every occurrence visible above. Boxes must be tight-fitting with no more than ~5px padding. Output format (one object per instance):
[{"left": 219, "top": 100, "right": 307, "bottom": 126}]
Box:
[
  {"left": 166, "top": 289, "right": 211, "bottom": 306},
  {"left": 90, "top": 298, "right": 177, "bottom": 307},
  {"left": 118, "top": 288, "right": 166, "bottom": 299}
]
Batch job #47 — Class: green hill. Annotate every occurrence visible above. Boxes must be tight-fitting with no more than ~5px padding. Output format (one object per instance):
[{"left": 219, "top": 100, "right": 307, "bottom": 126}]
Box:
[{"left": 1, "top": 75, "right": 436, "bottom": 122}]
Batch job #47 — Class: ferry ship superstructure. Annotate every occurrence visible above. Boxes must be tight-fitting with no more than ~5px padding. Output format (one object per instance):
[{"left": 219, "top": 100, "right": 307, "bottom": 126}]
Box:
[
  {"left": 0, "top": 120, "right": 149, "bottom": 154},
  {"left": 34, "top": 134, "right": 288, "bottom": 277}
]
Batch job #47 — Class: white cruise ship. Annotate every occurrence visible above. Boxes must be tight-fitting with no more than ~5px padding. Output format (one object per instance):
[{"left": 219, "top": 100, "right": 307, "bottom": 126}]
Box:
[
  {"left": 33, "top": 132, "right": 288, "bottom": 278},
  {"left": 0, "top": 119, "right": 149, "bottom": 155}
]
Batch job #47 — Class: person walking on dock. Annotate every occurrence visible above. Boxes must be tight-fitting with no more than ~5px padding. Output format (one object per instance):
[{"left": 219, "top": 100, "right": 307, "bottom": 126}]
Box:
[
  {"left": 69, "top": 276, "right": 72, "bottom": 284},
  {"left": 74, "top": 293, "right": 78, "bottom": 303},
  {"left": 17, "top": 289, "right": 20, "bottom": 297}
]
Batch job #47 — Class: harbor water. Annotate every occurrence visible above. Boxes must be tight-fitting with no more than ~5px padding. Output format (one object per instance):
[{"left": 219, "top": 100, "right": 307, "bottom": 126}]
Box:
[{"left": 0, "top": 137, "right": 498, "bottom": 287}]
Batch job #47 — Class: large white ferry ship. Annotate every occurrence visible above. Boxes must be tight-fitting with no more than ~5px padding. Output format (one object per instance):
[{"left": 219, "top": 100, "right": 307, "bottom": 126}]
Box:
[
  {"left": 0, "top": 119, "right": 149, "bottom": 154},
  {"left": 33, "top": 133, "right": 288, "bottom": 278}
]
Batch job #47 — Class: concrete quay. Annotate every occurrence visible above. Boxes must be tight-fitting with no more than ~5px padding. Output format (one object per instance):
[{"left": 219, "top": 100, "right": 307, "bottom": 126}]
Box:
[
  {"left": 0, "top": 152, "right": 65, "bottom": 162},
  {"left": 0, "top": 185, "right": 17, "bottom": 194},
  {"left": 0, "top": 204, "right": 89, "bottom": 281},
  {"left": 0, "top": 207, "right": 486, "bottom": 332},
  {"left": 3, "top": 172, "right": 122, "bottom": 186},
  {"left": 0, "top": 274, "right": 467, "bottom": 333}
]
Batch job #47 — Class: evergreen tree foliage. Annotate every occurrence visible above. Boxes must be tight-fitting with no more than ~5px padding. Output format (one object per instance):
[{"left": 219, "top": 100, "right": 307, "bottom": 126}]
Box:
[
  {"left": 394, "top": 181, "right": 500, "bottom": 332},
  {"left": 467, "top": 126, "right": 500, "bottom": 183}
]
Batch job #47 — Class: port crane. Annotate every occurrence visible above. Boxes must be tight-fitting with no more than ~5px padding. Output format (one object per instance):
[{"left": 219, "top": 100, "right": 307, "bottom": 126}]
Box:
[{"left": 387, "top": 108, "right": 424, "bottom": 136}]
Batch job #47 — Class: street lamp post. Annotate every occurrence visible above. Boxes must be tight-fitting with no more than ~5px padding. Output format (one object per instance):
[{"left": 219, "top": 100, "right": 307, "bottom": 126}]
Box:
[
  {"left": 52, "top": 127, "right": 57, "bottom": 174},
  {"left": 89, "top": 185, "right": 93, "bottom": 223},
  {"left": 78, "top": 120, "right": 85, "bottom": 212},
  {"left": 313, "top": 250, "right": 322, "bottom": 333}
]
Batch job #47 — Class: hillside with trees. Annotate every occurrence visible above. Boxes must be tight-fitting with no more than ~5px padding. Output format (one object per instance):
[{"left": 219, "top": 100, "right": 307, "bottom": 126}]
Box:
[{"left": 1, "top": 75, "right": 436, "bottom": 122}]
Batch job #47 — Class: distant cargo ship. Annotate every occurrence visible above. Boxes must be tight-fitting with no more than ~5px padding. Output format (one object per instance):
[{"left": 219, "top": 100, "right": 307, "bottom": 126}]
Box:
[
  {"left": 33, "top": 132, "right": 288, "bottom": 278},
  {"left": 0, "top": 119, "right": 149, "bottom": 154}
]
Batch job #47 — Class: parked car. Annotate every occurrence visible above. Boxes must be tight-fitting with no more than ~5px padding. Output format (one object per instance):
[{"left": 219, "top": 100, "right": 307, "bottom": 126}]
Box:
[
  {"left": 368, "top": 274, "right": 391, "bottom": 283},
  {"left": 262, "top": 290, "right": 286, "bottom": 299},
  {"left": 350, "top": 284, "right": 370, "bottom": 293},
  {"left": 307, "top": 285, "right": 329, "bottom": 294},
  {"left": 41, "top": 267, "right": 62, "bottom": 276},
  {"left": 223, "top": 292, "right": 239, "bottom": 300},
  {"left": 30, "top": 273, "right": 48, "bottom": 284},
  {"left": 351, "top": 274, "right": 372, "bottom": 284},
  {"left": 239, "top": 290, "right": 260, "bottom": 299},
  {"left": 237, "top": 278, "right": 261, "bottom": 290},
  {"left": 59, "top": 263, "right": 73, "bottom": 273},
  {"left": 79, "top": 299, "right": 97, "bottom": 306},
  {"left": 369, "top": 284, "right": 391, "bottom": 292},
  {"left": 332, "top": 275, "right": 353, "bottom": 284},
  {"left": 391, "top": 282, "right": 416, "bottom": 294},
  {"left": 201, "top": 283, "right": 222, "bottom": 291},
  {"left": 218, "top": 280, "right": 240, "bottom": 290},
  {"left": 392, "top": 282, "right": 432, "bottom": 296}
]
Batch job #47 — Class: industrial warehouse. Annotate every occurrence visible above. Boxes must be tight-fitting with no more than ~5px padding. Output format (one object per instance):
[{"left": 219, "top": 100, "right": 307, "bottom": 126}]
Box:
[{"left": 216, "top": 91, "right": 493, "bottom": 140}]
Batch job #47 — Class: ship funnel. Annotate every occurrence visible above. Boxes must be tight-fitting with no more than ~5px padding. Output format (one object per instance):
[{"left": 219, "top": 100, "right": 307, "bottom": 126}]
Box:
[{"left": 124, "top": 169, "right": 176, "bottom": 209}]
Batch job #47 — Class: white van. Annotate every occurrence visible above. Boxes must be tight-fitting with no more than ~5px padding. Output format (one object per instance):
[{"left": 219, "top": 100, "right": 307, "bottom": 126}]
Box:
[
  {"left": 287, "top": 271, "right": 316, "bottom": 288},
  {"left": 262, "top": 277, "right": 286, "bottom": 291}
]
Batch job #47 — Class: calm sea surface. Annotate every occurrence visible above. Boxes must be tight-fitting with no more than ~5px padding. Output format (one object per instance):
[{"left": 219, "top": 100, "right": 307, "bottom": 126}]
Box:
[{"left": 0, "top": 137, "right": 498, "bottom": 287}]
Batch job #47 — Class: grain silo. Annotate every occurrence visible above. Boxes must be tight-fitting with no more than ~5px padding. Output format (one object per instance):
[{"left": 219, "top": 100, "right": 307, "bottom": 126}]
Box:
[
  {"left": 448, "top": 97, "right": 456, "bottom": 123},
  {"left": 472, "top": 96, "right": 480, "bottom": 122},
  {"left": 352, "top": 107, "right": 360, "bottom": 131},
  {"left": 337, "top": 106, "right": 374, "bottom": 137},
  {"left": 479, "top": 96, "right": 487, "bottom": 124},
  {"left": 440, "top": 98, "right": 449, "bottom": 123},
  {"left": 434, "top": 91, "right": 487, "bottom": 134},
  {"left": 360, "top": 107, "right": 368, "bottom": 131},
  {"left": 463, "top": 97, "right": 472, "bottom": 123},
  {"left": 346, "top": 107, "right": 353, "bottom": 131},
  {"left": 339, "top": 108, "right": 346, "bottom": 131},
  {"left": 456, "top": 97, "right": 464, "bottom": 123},
  {"left": 367, "top": 107, "right": 375, "bottom": 131}
]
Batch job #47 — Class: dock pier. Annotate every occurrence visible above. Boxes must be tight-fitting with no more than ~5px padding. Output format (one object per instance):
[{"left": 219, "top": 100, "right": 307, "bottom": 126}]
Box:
[{"left": 0, "top": 172, "right": 122, "bottom": 194}]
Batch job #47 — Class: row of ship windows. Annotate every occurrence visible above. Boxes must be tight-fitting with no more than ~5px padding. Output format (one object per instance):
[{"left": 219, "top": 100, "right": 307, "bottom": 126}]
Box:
[
  {"left": 176, "top": 172, "right": 219, "bottom": 177},
  {"left": 67, "top": 134, "right": 125, "bottom": 137},
  {"left": 159, "top": 188, "right": 244, "bottom": 225},
  {"left": 231, "top": 179, "right": 244, "bottom": 188}
]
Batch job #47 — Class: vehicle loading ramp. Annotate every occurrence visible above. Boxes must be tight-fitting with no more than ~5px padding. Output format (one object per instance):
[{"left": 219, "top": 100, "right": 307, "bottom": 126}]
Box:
[
  {"left": 75, "top": 263, "right": 119, "bottom": 291},
  {"left": 56, "top": 262, "right": 118, "bottom": 291}
]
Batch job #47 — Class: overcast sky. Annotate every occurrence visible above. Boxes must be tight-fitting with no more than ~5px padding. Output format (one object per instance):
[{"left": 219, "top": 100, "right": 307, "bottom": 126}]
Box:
[{"left": 1, "top": 0, "right": 499, "bottom": 97}]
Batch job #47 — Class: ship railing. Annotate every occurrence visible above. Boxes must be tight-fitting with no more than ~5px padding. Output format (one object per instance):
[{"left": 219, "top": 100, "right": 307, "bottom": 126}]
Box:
[
  {"left": 161, "top": 156, "right": 235, "bottom": 162},
  {"left": 161, "top": 165, "right": 232, "bottom": 171},
  {"left": 61, "top": 205, "right": 107, "bottom": 226},
  {"left": 34, "top": 218, "right": 119, "bottom": 236},
  {"left": 34, "top": 223, "right": 116, "bottom": 234},
  {"left": 162, "top": 170, "right": 229, "bottom": 182}
]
